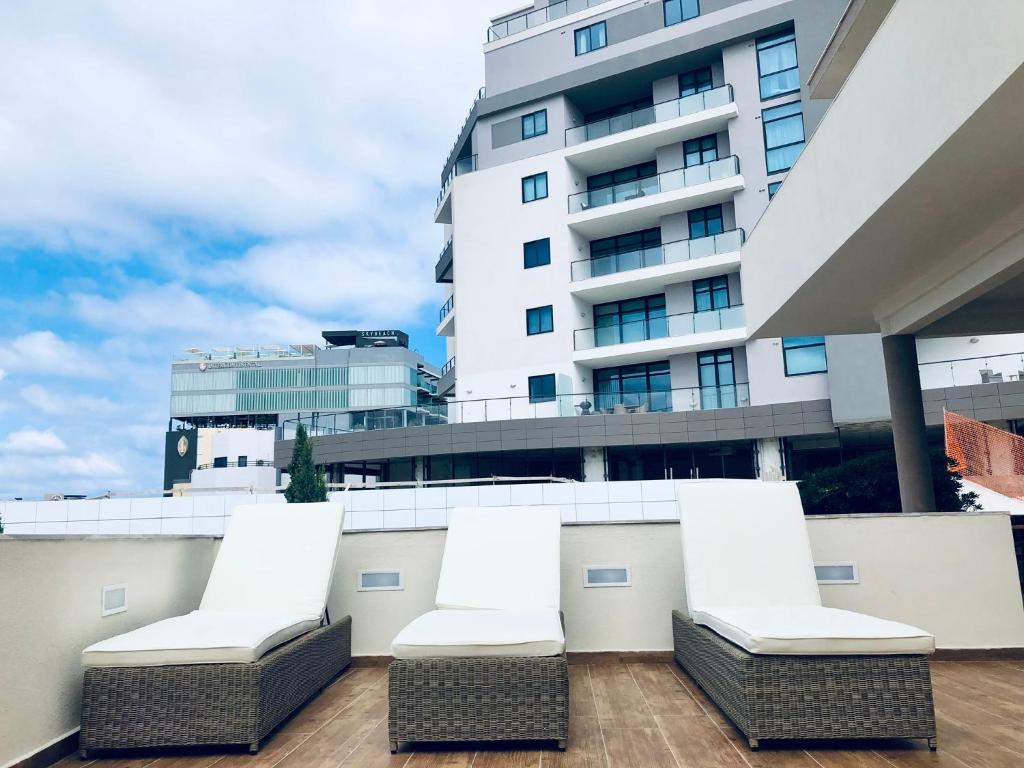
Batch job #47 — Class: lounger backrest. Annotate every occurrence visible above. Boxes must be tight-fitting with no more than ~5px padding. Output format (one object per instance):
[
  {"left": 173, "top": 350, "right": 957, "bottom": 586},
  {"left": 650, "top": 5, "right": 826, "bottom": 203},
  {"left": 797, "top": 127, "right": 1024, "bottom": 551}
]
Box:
[
  {"left": 435, "top": 506, "right": 561, "bottom": 611},
  {"left": 200, "top": 502, "right": 344, "bottom": 620},
  {"left": 677, "top": 480, "right": 820, "bottom": 614}
]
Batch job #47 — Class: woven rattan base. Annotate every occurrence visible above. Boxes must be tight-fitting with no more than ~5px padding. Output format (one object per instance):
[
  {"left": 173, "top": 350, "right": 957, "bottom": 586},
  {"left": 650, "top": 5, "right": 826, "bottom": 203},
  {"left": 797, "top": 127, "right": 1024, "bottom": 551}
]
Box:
[
  {"left": 672, "top": 611, "right": 937, "bottom": 749},
  {"left": 79, "top": 615, "right": 352, "bottom": 757},
  {"left": 388, "top": 654, "right": 569, "bottom": 752}
]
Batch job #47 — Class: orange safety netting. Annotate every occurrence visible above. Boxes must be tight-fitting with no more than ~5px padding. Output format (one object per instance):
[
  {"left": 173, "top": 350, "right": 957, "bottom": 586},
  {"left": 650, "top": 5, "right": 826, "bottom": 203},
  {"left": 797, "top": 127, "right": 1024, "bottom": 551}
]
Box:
[{"left": 945, "top": 410, "right": 1024, "bottom": 500}]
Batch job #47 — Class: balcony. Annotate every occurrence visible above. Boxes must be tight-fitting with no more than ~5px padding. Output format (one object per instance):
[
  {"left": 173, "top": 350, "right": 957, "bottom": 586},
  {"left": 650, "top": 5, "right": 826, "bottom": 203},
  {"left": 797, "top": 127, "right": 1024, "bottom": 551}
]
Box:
[
  {"left": 567, "top": 156, "right": 744, "bottom": 239},
  {"left": 434, "top": 154, "right": 477, "bottom": 225},
  {"left": 487, "top": 0, "right": 613, "bottom": 42},
  {"left": 570, "top": 229, "right": 744, "bottom": 303},
  {"left": 437, "top": 293, "right": 455, "bottom": 336},
  {"left": 438, "top": 356, "right": 456, "bottom": 396},
  {"left": 564, "top": 85, "right": 738, "bottom": 176},
  {"left": 435, "top": 237, "right": 454, "bottom": 284},
  {"left": 573, "top": 305, "right": 747, "bottom": 366}
]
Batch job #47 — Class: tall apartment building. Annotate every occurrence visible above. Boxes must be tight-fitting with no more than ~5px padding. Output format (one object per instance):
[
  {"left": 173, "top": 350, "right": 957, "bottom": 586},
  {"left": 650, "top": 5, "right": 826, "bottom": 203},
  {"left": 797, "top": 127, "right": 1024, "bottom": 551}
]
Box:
[
  {"left": 433, "top": 0, "right": 849, "bottom": 480},
  {"left": 278, "top": 0, "right": 1024, "bottom": 484}
]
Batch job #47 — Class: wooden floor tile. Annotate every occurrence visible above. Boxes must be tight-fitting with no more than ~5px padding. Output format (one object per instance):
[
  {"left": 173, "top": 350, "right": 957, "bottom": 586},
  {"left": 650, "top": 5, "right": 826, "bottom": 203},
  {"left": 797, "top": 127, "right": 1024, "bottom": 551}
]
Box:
[
  {"left": 655, "top": 715, "right": 746, "bottom": 768},
  {"left": 601, "top": 727, "right": 676, "bottom": 768},
  {"left": 471, "top": 746, "right": 542, "bottom": 768},
  {"left": 540, "top": 716, "right": 605, "bottom": 768},
  {"left": 589, "top": 664, "right": 651, "bottom": 729},
  {"left": 628, "top": 664, "right": 706, "bottom": 718}
]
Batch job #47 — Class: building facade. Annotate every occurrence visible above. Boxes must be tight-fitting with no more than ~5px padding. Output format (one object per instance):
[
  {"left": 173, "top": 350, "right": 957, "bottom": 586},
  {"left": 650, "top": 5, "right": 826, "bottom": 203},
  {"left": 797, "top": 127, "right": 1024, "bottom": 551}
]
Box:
[{"left": 165, "top": 330, "right": 443, "bottom": 489}]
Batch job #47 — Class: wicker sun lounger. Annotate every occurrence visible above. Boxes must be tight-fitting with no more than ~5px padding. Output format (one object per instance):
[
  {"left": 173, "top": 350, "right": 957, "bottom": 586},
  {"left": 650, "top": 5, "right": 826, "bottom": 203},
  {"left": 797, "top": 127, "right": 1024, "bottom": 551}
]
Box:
[
  {"left": 672, "top": 481, "right": 937, "bottom": 750},
  {"left": 79, "top": 502, "right": 352, "bottom": 757},
  {"left": 388, "top": 506, "right": 569, "bottom": 752}
]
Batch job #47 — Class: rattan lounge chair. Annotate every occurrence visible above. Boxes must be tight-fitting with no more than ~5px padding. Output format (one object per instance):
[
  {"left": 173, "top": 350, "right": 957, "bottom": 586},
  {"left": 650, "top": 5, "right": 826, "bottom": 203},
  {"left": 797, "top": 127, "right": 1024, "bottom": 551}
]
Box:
[
  {"left": 79, "top": 502, "right": 351, "bottom": 757},
  {"left": 388, "top": 506, "right": 569, "bottom": 752},
  {"left": 672, "top": 480, "right": 937, "bottom": 750}
]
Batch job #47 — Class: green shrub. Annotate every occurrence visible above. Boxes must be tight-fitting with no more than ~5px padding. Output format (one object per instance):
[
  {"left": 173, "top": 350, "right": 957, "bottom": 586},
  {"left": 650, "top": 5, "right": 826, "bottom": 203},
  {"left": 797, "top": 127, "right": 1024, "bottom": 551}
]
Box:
[
  {"left": 798, "top": 450, "right": 980, "bottom": 515},
  {"left": 284, "top": 423, "right": 327, "bottom": 504}
]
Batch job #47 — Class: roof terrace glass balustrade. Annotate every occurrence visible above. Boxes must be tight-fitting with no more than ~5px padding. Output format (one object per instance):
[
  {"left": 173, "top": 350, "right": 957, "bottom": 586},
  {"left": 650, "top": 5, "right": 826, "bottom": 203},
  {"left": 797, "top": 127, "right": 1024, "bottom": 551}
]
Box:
[
  {"left": 574, "top": 304, "right": 745, "bottom": 350},
  {"left": 571, "top": 228, "right": 744, "bottom": 281},
  {"left": 918, "top": 350, "right": 1024, "bottom": 388},
  {"left": 281, "top": 382, "right": 752, "bottom": 437},
  {"left": 437, "top": 155, "right": 478, "bottom": 207},
  {"left": 566, "top": 85, "right": 734, "bottom": 146},
  {"left": 568, "top": 155, "right": 740, "bottom": 213},
  {"left": 488, "top": 0, "right": 613, "bottom": 41}
]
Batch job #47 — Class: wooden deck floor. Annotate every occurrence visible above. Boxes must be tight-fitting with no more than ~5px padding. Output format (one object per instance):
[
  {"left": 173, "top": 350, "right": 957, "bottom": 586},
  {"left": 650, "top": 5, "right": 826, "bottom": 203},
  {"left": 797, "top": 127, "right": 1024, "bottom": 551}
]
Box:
[{"left": 54, "top": 659, "right": 1024, "bottom": 768}]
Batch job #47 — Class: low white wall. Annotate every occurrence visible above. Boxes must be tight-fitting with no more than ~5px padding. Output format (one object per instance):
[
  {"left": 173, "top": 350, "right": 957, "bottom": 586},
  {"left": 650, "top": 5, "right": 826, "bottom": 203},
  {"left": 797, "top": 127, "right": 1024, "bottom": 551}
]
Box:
[{"left": 0, "top": 536, "right": 219, "bottom": 768}]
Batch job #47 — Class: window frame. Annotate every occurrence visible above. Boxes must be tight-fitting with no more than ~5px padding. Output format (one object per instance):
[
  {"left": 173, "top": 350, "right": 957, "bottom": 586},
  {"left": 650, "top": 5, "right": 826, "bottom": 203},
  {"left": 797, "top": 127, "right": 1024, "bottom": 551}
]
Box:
[
  {"left": 663, "top": 0, "right": 700, "bottom": 28},
  {"left": 528, "top": 373, "right": 557, "bottom": 403},
  {"left": 682, "top": 134, "right": 718, "bottom": 168},
  {"left": 523, "top": 237, "right": 551, "bottom": 269},
  {"left": 526, "top": 305, "right": 554, "bottom": 336},
  {"left": 521, "top": 109, "right": 548, "bottom": 140},
  {"left": 767, "top": 180, "right": 783, "bottom": 199},
  {"left": 687, "top": 205, "right": 724, "bottom": 239},
  {"left": 594, "top": 360, "right": 672, "bottom": 412},
  {"left": 678, "top": 65, "right": 713, "bottom": 97},
  {"left": 762, "top": 100, "right": 805, "bottom": 174},
  {"left": 574, "top": 21, "right": 607, "bottom": 56},
  {"left": 693, "top": 275, "right": 730, "bottom": 312},
  {"left": 782, "top": 336, "right": 828, "bottom": 376},
  {"left": 756, "top": 28, "right": 800, "bottom": 101},
  {"left": 521, "top": 172, "right": 549, "bottom": 203}
]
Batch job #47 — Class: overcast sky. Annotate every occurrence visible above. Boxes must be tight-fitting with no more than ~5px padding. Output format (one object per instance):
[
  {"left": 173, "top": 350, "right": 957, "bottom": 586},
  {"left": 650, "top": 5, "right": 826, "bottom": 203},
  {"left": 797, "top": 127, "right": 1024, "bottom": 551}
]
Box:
[{"left": 0, "top": 1, "right": 509, "bottom": 498}]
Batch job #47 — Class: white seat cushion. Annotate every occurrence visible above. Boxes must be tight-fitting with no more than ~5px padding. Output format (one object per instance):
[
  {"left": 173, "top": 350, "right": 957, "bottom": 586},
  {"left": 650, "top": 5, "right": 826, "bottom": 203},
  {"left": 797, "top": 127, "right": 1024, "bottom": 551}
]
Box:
[
  {"left": 677, "top": 480, "right": 822, "bottom": 613},
  {"left": 81, "top": 610, "right": 320, "bottom": 667},
  {"left": 392, "top": 609, "right": 565, "bottom": 659},
  {"left": 435, "top": 506, "right": 561, "bottom": 612},
  {"left": 200, "top": 502, "right": 344, "bottom": 621},
  {"left": 692, "top": 605, "right": 935, "bottom": 655}
]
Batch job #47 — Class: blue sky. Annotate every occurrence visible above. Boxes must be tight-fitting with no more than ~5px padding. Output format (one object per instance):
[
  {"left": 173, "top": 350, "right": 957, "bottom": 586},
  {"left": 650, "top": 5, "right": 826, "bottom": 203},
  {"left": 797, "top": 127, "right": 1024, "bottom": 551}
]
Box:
[{"left": 0, "top": 1, "right": 507, "bottom": 498}]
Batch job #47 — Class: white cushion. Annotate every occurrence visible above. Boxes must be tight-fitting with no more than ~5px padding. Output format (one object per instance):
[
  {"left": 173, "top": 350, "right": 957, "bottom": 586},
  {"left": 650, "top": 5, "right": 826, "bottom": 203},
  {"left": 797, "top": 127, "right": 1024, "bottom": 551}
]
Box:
[
  {"left": 435, "top": 506, "right": 561, "bottom": 611},
  {"left": 692, "top": 605, "right": 935, "bottom": 655},
  {"left": 81, "top": 610, "right": 320, "bottom": 667},
  {"left": 392, "top": 609, "right": 565, "bottom": 659},
  {"left": 200, "top": 502, "right": 344, "bottom": 620},
  {"left": 677, "top": 480, "right": 821, "bottom": 614}
]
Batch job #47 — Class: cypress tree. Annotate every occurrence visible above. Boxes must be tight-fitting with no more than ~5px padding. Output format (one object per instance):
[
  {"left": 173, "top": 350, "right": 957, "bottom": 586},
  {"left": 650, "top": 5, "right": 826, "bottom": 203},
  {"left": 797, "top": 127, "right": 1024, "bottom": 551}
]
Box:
[{"left": 284, "top": 423, "right": 327, "bottom": 503}]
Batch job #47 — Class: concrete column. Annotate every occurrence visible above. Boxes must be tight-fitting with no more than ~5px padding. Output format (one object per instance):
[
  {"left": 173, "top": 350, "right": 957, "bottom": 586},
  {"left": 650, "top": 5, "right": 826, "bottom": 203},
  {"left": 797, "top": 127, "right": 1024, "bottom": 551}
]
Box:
[
  {"left": 756, "top": 438, "right": 785, "bottom": 481},
  {"left": 583, "top": 447, "right": 605, "bottom": 482},
  {"left": 881, "top": 334, "right": 936, "bottom": 512}
]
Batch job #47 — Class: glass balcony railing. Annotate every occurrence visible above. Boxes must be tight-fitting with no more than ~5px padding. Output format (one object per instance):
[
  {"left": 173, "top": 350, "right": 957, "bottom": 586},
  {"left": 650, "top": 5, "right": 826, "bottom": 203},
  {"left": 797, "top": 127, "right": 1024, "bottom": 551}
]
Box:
[
  {"left": 574, "top": 305, "right": 745, "bottom": 351},
  {"left": 488, "top": 0, "right": 613, "bottom": 41},
  {"left": 441, "top": 356, "right": 456, "bottom": 377},
  {"left": 571, "top": 229, "right": 744, "bottom": 281},
  {"left": 568, "top": 155, "right": 740, "bottom": 214},
  {"left": 566, "top": 85, "right": 734, "bottom": 146},
  {"left": 281, "top": 382, "right": 752, "bottom": 438},
  {"left": 918, "top": 351, "right": 1024, "bottom": 389},
  {"left": 438, "top": 294, "right": 455, "bottom": 323},
  {"left": 437, "top": 155, "right": 478, "bottom": 208}
]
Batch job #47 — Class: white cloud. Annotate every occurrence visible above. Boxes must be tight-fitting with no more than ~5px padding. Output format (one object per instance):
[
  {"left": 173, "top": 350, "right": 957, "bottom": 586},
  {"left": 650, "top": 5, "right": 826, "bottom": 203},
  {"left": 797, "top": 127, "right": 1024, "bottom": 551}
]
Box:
[
  {"left": 1, "top": 428, "right": 68, "bottom": 454},
  {"left": 19, "top": 384, "right": 118, "bottom": 417},
  {"left": 0, "top": 368, "right": 6, "bottom": 381},
  {"left": 0, "top": 331, "right": 107, "bottom": 379}
]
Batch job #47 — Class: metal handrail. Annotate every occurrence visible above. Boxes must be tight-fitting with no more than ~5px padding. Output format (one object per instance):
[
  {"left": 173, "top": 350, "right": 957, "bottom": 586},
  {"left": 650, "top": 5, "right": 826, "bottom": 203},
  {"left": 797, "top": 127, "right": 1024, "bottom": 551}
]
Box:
[
  {"left": 570, "top": 229, "right": 745, "bottom": 281},
  {"left": 565, "top": 84, "right": 734, "bottom": 146},
  {"left": 487, "top": 0, "right": 613, "bottom": 41},
  {"left": 196, "top": 460, "right": 274, "bottom": 470},
  {"left": 439, "top": 294, "right": 455, "bottom": 322},
  {"left": 439, "top": 87, "right": 485, "bottom": 186},
  {"left": 918, "top": 351, "right": 1024, "bottom": 387},
  {"left": 437, "top": 154, "right": 478, "bottom": 207},
  {"left": 574, "top": 304, "right": 746, "bottom": 351},
  {"left": 568, "top": 155, "right": 741, "bottom": 213},
  {"left": 441, "top": 356, "right": 456, "bottom": 376}
]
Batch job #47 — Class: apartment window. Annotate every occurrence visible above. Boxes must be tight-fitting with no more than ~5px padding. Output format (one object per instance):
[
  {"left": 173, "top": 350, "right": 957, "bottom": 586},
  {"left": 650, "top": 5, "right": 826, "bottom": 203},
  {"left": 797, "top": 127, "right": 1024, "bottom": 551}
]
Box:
[
  {"left": 783, "top": 336, "right": 827, "bottom": 375},
  {"left": 521, "top": 172, "right": 548, "bottom": 203},
  {"left": 595, "top": 361, "right": 672, "bottom": 412},
  {"left": 522, "top": 109, "right": 548, "bottom": 140},
  {"left": 756, "top": 28, "right": 799, "bottom": 100},
  {"left": 584, "top": 96, "right": 653, "bottom": 125},
  {"left": 693, "top": 276, "right": 730, "bottom": 312},
  {"left": 587, "top": 161, "right": 658, "bottom": 191},
  {"left": 594, "top": 294, "right": 667, "bottom": 346},
  {"left": 575, "top": 21, "right": 607, "bottom": 55},
  {"left": 763, "top": 101, "right": 805, "bottom": 173},
  {"left": 664, "top": 0, "right": 699, "bottom": 27},
  {"left": 683, "top": 134, "right": 718, "bottom": 167},
  {"left": 528, "top": 374, "right": 557, "bottom": 403},
  {"left": 679, "top": 66, "right": 713, "bottom": 97},
  {"left": 523, "top": 238, "right": 551, "bottom": 269},
  {"left": 767, "top": 180, "right": 783, "bottom": 199},
  {"left": 687, "top": 205, "right": 724, "bottom": 239},
  {"left": 213, "top": 456, "right": 228, "bottom": 468},
  {"left": 590, "top": 228, "right": 661, "bottom": 276},
  {"left": 526, "top": 305, "right": 554, "bottom": 335},
  {"left": 698, "top": 349, "right": 738, "bottom": 408},
  {"left": 237, "top": 455, "right": 248, "bottom": 468}
]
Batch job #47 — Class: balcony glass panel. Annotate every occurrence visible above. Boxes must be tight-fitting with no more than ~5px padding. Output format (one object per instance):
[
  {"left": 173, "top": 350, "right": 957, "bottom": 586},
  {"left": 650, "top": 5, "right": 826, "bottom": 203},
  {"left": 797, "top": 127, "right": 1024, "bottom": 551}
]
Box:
[
  {"left": 575, "top": 305, "right": 745, "bottom": 351},
  {"left": 572, "top": 229, "right": 745, "bottom": 281}
]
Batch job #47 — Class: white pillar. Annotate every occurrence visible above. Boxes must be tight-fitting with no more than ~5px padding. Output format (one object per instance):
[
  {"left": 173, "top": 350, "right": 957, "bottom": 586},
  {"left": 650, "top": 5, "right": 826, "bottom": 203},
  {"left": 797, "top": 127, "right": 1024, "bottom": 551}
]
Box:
[
  {"left": 583, "top": 447, "right": 605, "bottom": 482},
  {"left": 757, "top": 438, "right": 785, "bottom": 481}
]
